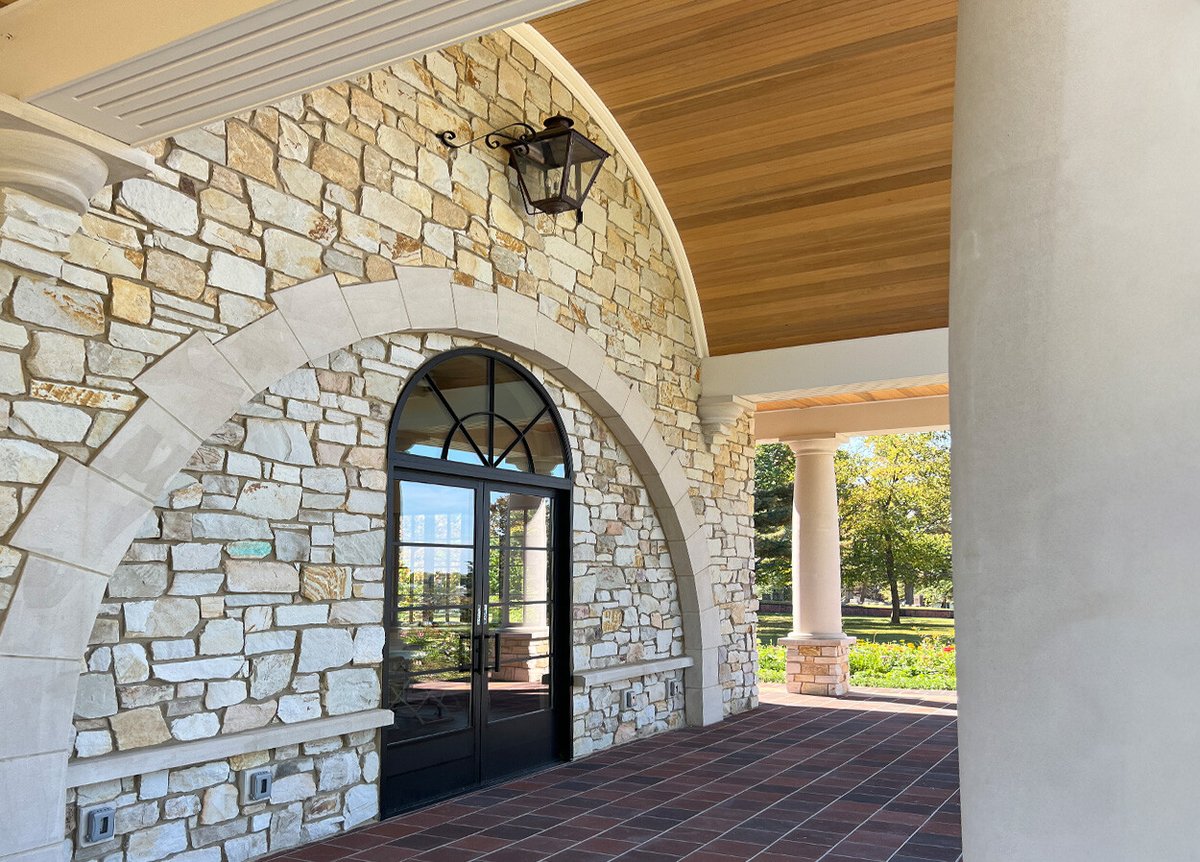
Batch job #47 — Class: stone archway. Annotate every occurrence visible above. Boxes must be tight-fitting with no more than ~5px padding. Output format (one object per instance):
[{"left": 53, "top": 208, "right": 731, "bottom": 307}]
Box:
[{"left": 0, "top": 266, "right": 720, "bottom": 861}]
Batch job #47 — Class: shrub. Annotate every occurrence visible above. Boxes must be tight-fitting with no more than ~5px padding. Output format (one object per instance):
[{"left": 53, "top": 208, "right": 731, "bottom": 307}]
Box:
[{"left": 756, "top": 635, "right": 956, "bottom": 690}]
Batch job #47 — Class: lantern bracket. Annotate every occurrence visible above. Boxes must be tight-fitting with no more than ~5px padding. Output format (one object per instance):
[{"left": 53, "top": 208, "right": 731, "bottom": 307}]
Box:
[{"left": 437, "top": 123, "right": 536, "bottom": 152}]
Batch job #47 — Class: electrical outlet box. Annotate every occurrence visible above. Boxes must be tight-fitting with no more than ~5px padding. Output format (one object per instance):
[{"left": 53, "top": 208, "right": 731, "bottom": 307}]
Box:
[
  {"left": 668, "top": 680, "right": 681, "bottom": 698},
  {"left": 241, "top": 768, "right": 273, "bottom": 803},
  {"left": 78, "top": 804, "right": 116, "bottom": 846},
  {"left": 621, "top": 689, "right": 635, "bottom": 710}
]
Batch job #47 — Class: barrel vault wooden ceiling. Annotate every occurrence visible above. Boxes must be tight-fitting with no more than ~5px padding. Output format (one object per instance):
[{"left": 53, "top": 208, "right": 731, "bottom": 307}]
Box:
[{"left": 536, "top": 0, "right": 956, "bottom": 356}]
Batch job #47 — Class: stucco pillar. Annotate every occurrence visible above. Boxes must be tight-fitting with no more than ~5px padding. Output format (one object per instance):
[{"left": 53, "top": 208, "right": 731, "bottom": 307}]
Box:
[
  {"left": 952, "top": 2, "right": 1200, "bottom": 859},
  {"left": 778, "top": 435, "right": 853, "bottom": 696}
]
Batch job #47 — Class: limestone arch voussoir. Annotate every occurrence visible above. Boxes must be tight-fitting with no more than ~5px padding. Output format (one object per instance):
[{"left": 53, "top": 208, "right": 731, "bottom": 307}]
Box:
[{"left": 0, "top": 266, "right": 721, "bottom": 860}]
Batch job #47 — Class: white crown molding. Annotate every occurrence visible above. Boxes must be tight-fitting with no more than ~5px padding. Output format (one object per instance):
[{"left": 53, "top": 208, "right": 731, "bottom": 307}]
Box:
[{"left": 507, "top": 23, "right": 710, "bottom": 359}]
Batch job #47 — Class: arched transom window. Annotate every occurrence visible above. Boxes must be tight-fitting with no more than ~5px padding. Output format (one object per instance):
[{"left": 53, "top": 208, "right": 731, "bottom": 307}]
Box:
[{"left": 392, "top": 349, "right": 570, "bottom": 478}]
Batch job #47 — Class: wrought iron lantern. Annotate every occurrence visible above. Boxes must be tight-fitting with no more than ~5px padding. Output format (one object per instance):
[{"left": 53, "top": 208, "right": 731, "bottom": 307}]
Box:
[{"left": 438, "top": 116, "right": 609, "bottom": 223}]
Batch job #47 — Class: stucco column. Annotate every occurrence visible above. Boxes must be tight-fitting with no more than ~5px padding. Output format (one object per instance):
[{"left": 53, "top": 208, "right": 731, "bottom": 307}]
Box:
[
  {"left": 952, "top": 2, "right": 1200, "bottom": 859},
  {"left": 778, "top": 435, "right": 853, "bottom": 696}
]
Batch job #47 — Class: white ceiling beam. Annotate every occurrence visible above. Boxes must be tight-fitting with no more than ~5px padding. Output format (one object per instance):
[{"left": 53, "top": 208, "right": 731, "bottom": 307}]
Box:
[
  {"left": 701, "top": 328, "right": 949, "bottom": 403},
  {"left": 755, "top": 395, "right": 950, "bottom": 442}
]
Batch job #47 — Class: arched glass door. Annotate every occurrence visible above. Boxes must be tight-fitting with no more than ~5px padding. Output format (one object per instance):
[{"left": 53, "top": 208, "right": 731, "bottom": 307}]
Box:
[{"left": 381, "top": 349, "right": 572, "bottom": 816}]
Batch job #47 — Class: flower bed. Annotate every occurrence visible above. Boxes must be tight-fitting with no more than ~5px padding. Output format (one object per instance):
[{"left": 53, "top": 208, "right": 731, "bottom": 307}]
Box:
[{"left": 758, "top": 635, "right": 957, "bottom": 690}]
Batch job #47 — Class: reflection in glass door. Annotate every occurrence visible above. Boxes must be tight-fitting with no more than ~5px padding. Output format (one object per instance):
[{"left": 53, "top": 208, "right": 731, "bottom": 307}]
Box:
[
  {"left": 483, "top": 489, "right": 557, "bottom": 780},
  {"left": 381, "top": 478, "right": 480, "bottom": 813}
]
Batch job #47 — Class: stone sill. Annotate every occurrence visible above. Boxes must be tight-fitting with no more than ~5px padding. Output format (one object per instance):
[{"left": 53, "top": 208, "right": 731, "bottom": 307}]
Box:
[
  {"left": 572, "top": 656, "right": 693, "bottom": 687},
  {"left": 66, "top": 708, "right": 394, "bottom": 788}
]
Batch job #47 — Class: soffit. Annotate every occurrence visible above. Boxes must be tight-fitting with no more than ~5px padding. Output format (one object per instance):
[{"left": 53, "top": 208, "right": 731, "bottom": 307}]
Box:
[
  {"left": 535, "top": 0, "right": 957, "bottom": 356},
  {"left": 3, "top": 0, "right": 585, "bottom": 144}
]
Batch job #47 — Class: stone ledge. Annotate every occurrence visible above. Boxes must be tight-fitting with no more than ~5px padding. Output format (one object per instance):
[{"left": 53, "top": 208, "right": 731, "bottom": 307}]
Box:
[
  {"left": 65, "top": 708, "right": 394, "bottom": 788},
  {"left": 572, "top": 656, "right": 693, "bottom": 687}
]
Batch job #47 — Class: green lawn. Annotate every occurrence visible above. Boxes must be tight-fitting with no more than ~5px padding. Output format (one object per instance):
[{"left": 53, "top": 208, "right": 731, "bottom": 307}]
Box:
[{"left": 757, "top": 612, "right": 955, "bottom": 647}]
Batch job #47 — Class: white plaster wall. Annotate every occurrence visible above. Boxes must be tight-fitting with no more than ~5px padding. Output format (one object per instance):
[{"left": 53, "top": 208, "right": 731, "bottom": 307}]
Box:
[{"left": 952, "top": 1, "right": 1200, "bottom": 859}]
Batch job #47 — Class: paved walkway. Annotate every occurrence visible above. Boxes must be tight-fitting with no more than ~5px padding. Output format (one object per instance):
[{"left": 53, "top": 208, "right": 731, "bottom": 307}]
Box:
[{"left": 276, "top": 685, "right": 960, "bottom": 862}]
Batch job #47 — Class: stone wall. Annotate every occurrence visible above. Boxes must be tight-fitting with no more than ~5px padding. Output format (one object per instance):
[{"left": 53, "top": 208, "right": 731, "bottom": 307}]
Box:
[{"left": 0, "top": 26, "right": 756, "bottom": 862}]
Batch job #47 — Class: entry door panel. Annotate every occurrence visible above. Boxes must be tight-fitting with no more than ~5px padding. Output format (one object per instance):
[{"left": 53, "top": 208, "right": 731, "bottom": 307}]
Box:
[
  {"left": 382, "top": 478, "right": 479, "bottom": 814},
  {"left": 382, "top": 476, "right": 565, "bottom": 817},
  {"left": 483, "top": 488, "right": 557, "bottom": 780}
]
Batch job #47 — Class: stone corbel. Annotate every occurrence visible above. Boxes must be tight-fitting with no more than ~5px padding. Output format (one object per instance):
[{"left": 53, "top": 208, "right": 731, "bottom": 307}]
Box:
[
  {"left": 697, "top": 395, "right": 753, "bottom": 442},
  {"left": 0, "top": 93, "right": 155, "bottom": 214}
]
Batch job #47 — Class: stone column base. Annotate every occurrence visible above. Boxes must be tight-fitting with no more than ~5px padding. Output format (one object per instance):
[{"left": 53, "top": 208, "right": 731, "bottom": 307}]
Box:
[{"left": 778, "top": 636, "right": 856, "bottom": 696}]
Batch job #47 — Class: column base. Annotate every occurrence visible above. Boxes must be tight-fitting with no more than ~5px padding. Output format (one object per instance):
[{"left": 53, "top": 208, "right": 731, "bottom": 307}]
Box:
[{"left": 778, "top": 636, "right": 856, "bottom": 697}]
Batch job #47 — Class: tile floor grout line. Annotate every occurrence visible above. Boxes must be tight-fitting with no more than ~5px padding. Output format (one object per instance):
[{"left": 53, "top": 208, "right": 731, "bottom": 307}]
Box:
[
  {"left": 603, "top": 706, "right": 954, "bottom": 862},
  {"left": 307, "top": 691, "right": 960, "bottom": 862},
  {"left": 471, "top": 704, "right": 921, "bottom": 862},
  {"left": 741, "top": 711, "right": 958, "bottom": 862},
  {"left": 498, "top": 705, "right": 899, "bottom": 862},
  {"left": 819, "top": 742, "right": 960, "bottom": 862}
]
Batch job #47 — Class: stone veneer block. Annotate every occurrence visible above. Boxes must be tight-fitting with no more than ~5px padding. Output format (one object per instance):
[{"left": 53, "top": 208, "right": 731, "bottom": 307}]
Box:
[
  {"left": 396, "top": 265, "right": 454, "bottom": 331},
  {"left": 659, "top": 493, "right": 702, "bottom": 543},
  {"left": 532, "top": 313, "right": 573, "bottom": 374},
  {"left": 682, "top": 605, "right": 721, "bottom": 643},
  {"left": 11, "top": 458, "right": 150, "bottom": 574},
  {"left": 657, "top": 458, "right": 693, "bottom": 509},
  {"left": 0, "top": 655, "right": 78, "bottom": 759},
  {"left": 134, "top": 333, "right": 254, "bottom": 442},
  {"left": 0, "top": 556, "right": 108, "bottom": 660},
  {"left": 682, "top": 644, "right": 720, "bottom": 690},
  {"left": 450, "top": 284, "right": 498, "bottom": 336},
  {"left": 565, "top": 331, "right": 607, "bottom": 393},
  {"left": 616, "top": 392, "right": 657, "bottom": 449},
  {"left": 570, "top": 655, "right": 693, "bottom": 687},
  {"left": 0, "top": 750, "right": 67, "bottom": 855},
  {"left": 676, "top": 564, "right": 715, "bottom": 616},
  {"left": 342, "top": 279, "right": 407, "bottom": 338},
  {"left": 66, "top": 709, "right": 394, "bottom": 788},
  {"left": 272, "top": 274, "right": 361, "bottom": 361},
  {"left": 626, "top": 426, "right": 673, "bottom": 490},
  {"left": 588, "top": 366, "right": 633, "bottom": 420},
  {"left": 90, "top": 400, "right": 203, "bottom": 500},
  {"left": 214, "top": 310, "right": 309, "bottom": 394},
  {"left": 1, "top": 839, "right": 62, "bottom": 862},
  {"left": 492, "top": 287, "right": 538, "bottom": 350},
  {"left": 780, "top": 636, "right": 856, "bottom": 697},
  {"left": 685, "top": 683, "right": 725, "bottom": 728}
]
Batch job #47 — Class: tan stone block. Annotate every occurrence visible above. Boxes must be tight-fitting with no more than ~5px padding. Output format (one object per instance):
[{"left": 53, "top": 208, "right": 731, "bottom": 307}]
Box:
[
  {"left": 301, "top": 564, "right": 349, "bottom": 601},
  {"left": 111, "top": 705, "right": 171, "bottom": 750},
  {"left": 227, "top": 120, "right": 277, "bottom": 187},
  {"left": 313, "top": 143, "right": 361, "bottom": 192},
  {"left": 308, "top": 88, "right": 351, "bottom": 124},
  {"left": 112, "top": 278, "right": 152, "bottom": 324},
  {"left": 350, "top": 87, "right": 384, "bottom": 126},
  {"left": 146, "top": 249, "right": 206, "bottom": 299},
  {"left": 200, "top": 188, "right": 251, "bottom": 230}
]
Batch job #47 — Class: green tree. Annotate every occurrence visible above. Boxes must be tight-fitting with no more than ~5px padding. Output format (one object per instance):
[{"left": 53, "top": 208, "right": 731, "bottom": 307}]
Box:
[
  {"left": 753, "top": 443, "right": 794, "bottom": 594},
  {"left": 836, "top": 432, "right": 952, "bottom": 623}
]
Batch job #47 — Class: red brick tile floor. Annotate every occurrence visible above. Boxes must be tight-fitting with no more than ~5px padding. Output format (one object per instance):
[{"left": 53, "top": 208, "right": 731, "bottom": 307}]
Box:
[{"left": 272, "top": 684, "right": 960, "bottom": 862}]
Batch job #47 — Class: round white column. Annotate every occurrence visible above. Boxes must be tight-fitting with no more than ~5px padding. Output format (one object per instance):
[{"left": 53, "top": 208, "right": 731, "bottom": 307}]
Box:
[
  {"left": 953, "top": 2, "right": 1200, "bottom": 859},
  {"left": 786, "top": 435, "right": 845, "bottom": 640}
]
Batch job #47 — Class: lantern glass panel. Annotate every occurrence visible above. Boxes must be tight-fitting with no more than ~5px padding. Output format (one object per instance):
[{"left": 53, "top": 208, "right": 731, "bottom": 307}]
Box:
[
  {"left": 514, "top": 134, "right": 573, "bottom": 212},
  {"left": 562, "top": 139, "right": 606, "bottom": 208}
]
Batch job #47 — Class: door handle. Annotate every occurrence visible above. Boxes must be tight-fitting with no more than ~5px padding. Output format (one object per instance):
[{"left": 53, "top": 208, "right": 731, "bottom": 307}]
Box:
[{"left": 492, "top": 632, "right": 502, "bottom": 673}]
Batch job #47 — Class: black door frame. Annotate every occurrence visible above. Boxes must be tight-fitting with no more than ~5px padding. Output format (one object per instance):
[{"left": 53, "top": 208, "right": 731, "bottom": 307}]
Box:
[{"left": 380, "top": 348, "right": 574, "bottom": 817}]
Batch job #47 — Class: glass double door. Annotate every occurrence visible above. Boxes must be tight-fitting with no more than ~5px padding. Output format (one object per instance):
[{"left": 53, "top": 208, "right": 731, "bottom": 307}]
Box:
[{"left": 380, "top": 474, "right": 566, "bottom": 816}]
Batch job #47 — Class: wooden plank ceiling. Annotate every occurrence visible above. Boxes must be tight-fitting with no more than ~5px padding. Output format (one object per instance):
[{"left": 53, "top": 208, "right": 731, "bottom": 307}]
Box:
[{"left": 535, "top": 0, "right": 956, "bottom": 356}]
